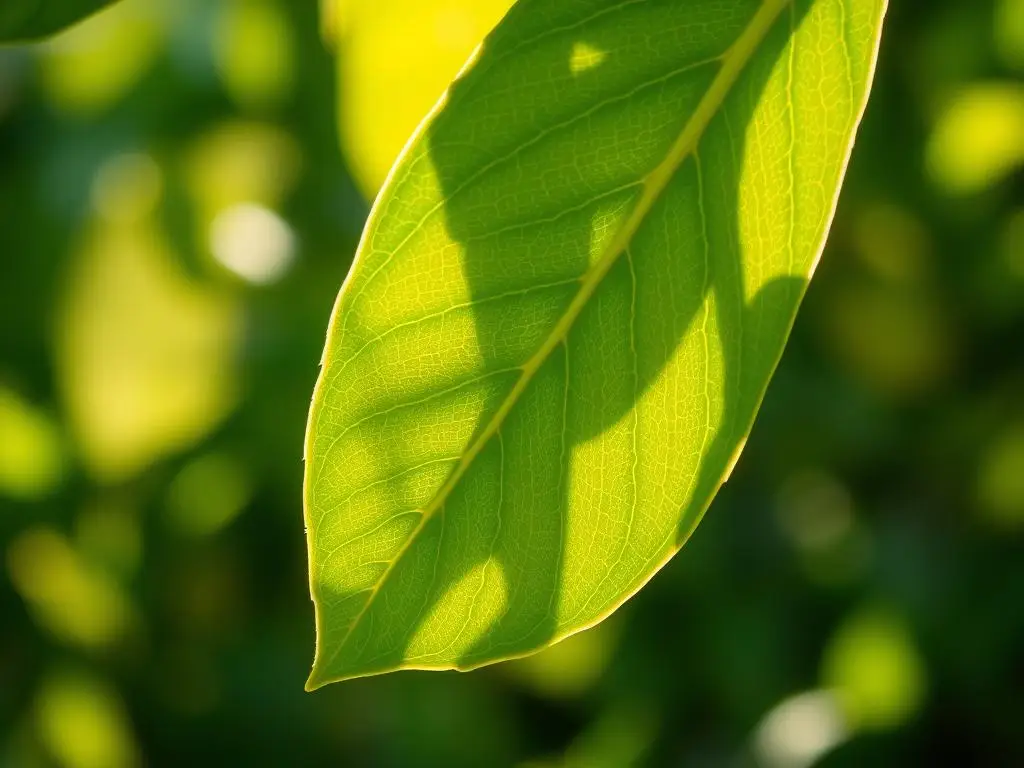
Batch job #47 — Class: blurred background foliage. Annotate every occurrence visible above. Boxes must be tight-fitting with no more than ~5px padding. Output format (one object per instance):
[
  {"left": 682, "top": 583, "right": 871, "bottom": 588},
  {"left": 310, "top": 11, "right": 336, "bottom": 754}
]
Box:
[{"left": 0, "top": 0, "right": 1022, "bottom": 765}]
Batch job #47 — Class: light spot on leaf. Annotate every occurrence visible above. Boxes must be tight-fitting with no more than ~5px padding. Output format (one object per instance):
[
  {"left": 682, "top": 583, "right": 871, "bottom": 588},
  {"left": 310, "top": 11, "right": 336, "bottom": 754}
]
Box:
[
  {"left": 569, "top": 41, "right": 608, "bottom": 75},
  {"left": 405, "top": 556, "right": 508, "bottom": 664}
]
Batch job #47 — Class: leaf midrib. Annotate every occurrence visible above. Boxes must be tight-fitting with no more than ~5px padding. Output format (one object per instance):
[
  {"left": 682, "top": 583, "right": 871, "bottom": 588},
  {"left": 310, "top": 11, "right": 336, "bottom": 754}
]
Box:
[{"left": 323, "top": 0, "right": 792, "bottom": 672}]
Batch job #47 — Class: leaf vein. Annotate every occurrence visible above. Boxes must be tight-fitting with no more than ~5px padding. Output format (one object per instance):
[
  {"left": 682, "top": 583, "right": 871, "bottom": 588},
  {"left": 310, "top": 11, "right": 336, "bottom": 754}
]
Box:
[{"left": 318, "top": 0, "right": 795, "bottom": 673}]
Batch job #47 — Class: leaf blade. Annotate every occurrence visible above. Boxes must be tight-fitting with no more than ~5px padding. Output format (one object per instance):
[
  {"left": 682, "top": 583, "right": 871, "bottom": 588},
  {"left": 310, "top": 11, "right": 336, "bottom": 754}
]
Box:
[{"left": 306, "top": 0, "right": 887, "bottom": 688}]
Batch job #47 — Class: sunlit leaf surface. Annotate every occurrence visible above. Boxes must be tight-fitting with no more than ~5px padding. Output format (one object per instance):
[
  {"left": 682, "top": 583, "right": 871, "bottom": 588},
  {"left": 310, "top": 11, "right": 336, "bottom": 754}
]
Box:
[{"left": 305, "top": 0, "right": 887, "bottom": 686}]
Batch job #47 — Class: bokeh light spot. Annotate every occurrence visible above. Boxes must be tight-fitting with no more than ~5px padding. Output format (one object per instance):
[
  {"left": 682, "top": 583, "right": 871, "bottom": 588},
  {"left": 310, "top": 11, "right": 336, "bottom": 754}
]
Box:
[
  {"left": 0, "top": 387, "right": 63, "bottom": 500},
  {"left": 214, "top": 0, "right": 294, "bottom": 111},
  {"left": 38, "top": 0, "right": 167, "bottom": 116},
  {"left": 209, "top": 202, "right": 296, "bottom": 285},
  {"left": 821, "top": 606, "right": 926, "bottom": 731},
  {"left": 34, "top": 668, "right": 140, "bottom": 768},
  {"left": 926, "top": 83, "right": 1024, "bottom": 195},
  {"left": 995, "top": 0, "right": 1024, "bottom": 71},
  {"left": 775, "top": 470, "right": 869, "bottom": 587},
  {"left": 754, "top": 689, "right": 848, "bottom": 768},
  {"left": 165, "top": 452, "right": 253, "bottom": 537},
  {"left": 1000, "top": 207, "right": 1024, "bottom": 280},
  {"left": 851, "top": 203, "right": 930, "bottom": 285},
  {"left": 776, "top": 470, "right": 855, "bottom": 553},
  {"left": 91, "top": 153, "right": 162, "bottom": 223},
  {"left": 976, "top": 422, "right": 1024, "bottom": 528},
  {"left": 505, "top": 620, "right": 618, "bottom": 700},
  {"left": 76, "top": 500, "right": 143, "bottom": 578},
  {"left": 7, "top": 527, "right": 135, "bottom": 649},
  {"left": 58, "top": 163, "right": 241, "bottom": 481},
  {"left": 827, "top": 281, "right": 953, "bottom": 398}
]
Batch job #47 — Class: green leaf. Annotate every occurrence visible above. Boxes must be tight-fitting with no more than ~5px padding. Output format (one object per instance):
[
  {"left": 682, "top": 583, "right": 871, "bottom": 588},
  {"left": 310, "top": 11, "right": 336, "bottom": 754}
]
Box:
[
  {"left": 305, "top": 0, "right": 887, "bottom": 688},
  {"left": 0, "top": 0, "right": 118, "bottom": 41}
]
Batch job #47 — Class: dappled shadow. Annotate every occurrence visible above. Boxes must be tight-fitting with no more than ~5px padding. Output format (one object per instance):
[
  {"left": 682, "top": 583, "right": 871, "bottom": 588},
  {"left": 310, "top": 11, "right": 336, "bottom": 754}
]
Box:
[
  {"left": 375, "top": 0, "right": 816, "bottom": 670},
  {"left": 307, "top": 0, "right": 828, "bottom": 681}
]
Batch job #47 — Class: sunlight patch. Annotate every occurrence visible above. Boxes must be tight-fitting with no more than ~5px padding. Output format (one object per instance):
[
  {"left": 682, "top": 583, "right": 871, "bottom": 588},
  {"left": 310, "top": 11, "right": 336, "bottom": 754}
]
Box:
[
  {"left": 569, "top": 41, "right": 607, "bottom": 75},
  {"left": 404, "top": 556, "right": 507, "bottom": 664}
]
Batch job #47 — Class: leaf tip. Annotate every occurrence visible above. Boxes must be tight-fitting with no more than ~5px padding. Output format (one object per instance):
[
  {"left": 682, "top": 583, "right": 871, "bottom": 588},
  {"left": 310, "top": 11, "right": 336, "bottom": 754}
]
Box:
[
  {"left": 303, "top": 674, "right": 324, "bottom": 693},
  {"left": 305, "top": 654, "right": 334, "bottom": 692}
]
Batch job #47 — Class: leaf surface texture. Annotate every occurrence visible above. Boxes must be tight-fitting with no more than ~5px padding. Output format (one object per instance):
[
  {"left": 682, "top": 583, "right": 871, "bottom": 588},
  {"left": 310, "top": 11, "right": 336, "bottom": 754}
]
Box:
[{"left": 305, "top": 0, "right": 887, "bottom": 687}]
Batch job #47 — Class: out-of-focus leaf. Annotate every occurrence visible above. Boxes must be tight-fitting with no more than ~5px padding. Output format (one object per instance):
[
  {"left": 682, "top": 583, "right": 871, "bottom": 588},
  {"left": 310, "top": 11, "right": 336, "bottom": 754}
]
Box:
[
  {"left": 0, "top": 0, "right": 119, "bottom": 42},
  {"left": 926, "top": 82, "right": 1024, "bottom": 195},
  {"left": 331, "top": 0, "right": 515, "bottom": 198},
  {"left": 821, "top": 607, "right": 927, "bottom": 731},
  {"left": 6, "top": 527, "right": 136, "bottom": 649},
  {"left": 214, "top": 0, "right": 294, "bottom": 111},
  {"left": 976, "top": 422, "right": 1024, "bottom": 527},
  {"left": 165, "top": 453, "right": 253, "bottom": 537},
  {"left": 37, "top": 0, "right": 166, "bottom": 116},
  {"left": 995, "top": 0, "right": 1024, "bottom": 71},
  {"left": 826, "top": 281, "right": 953, "bottom": 397},
  {"left": 184, "top": 120, "right": 301, "bottom": 222},
  {"left": 0, "top": 387, "right": 63, "bottom": 500},
  {"left": 33, "top": 667, "right": 140, "bottom": 768},
  {"left": 57, "top": 153, "right": 241, "bottom": 483},
  {"left": 304, "top": 0, "right": 887, "bottom": 686}
]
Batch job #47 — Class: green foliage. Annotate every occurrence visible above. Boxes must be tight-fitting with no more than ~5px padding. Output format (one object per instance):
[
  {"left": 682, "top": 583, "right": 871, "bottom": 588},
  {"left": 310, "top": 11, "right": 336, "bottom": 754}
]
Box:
[
  {"left": 3, "top": 0, "right": 1024, "bottom": 763},
  {"left": 305, "top": 0, "right": 887, "bottom": 686},
  {"left": 0, "top": 0, "right": 118, "bottom": 41}
]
